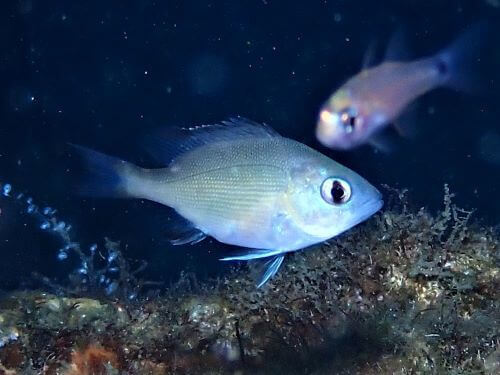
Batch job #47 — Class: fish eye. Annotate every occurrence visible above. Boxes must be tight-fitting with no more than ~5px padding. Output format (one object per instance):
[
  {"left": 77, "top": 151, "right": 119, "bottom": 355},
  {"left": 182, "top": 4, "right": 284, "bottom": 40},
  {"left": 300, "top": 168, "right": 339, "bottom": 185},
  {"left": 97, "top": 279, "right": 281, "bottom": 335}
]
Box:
[
  {"left": 321, "top": 177, "right": 352, "bottom": 205},
  {"left": 339, "top": 107, "right": 360, "bottom": 133}
]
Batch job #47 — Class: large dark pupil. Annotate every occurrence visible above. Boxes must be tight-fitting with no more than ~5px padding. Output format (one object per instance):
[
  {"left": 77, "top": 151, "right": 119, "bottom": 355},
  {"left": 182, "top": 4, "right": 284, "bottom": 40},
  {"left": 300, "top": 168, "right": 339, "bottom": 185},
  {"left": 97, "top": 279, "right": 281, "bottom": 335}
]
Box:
[
  {"left": 331, "top": 181, "right": 345, "bottom": 203},
  {"left": 349, "top": 116, "right": 356, "bottom": 127}
]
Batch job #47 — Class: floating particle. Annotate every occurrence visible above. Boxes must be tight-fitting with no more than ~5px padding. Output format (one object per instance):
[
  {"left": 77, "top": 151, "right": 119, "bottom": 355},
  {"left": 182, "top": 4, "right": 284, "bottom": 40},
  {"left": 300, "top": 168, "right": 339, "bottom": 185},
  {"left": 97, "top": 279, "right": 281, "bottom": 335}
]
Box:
[{"left": 128, "top": 292, "right": 137, "bottom": 300}]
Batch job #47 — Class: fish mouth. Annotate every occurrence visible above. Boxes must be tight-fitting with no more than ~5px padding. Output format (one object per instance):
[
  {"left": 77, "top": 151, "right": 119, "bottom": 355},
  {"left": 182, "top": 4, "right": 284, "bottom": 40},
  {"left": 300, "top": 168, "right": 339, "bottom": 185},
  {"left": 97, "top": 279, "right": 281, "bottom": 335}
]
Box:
[
  {"left": 325, "top": 196, "right": 383, "bottom": 240},
  {"left": 353, "top": 195, "right": 384, "bottom": 226}
]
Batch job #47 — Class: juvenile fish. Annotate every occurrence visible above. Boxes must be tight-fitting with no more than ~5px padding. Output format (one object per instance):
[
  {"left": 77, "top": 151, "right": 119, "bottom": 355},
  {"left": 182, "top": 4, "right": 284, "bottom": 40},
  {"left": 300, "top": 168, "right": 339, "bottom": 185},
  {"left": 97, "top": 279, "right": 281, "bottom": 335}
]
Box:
[
  {"left": 73, "top": 118, "right": 383, "bottom": 286},
  {"left": 316, "top": 25, "right": 483, "bottom": 150}
]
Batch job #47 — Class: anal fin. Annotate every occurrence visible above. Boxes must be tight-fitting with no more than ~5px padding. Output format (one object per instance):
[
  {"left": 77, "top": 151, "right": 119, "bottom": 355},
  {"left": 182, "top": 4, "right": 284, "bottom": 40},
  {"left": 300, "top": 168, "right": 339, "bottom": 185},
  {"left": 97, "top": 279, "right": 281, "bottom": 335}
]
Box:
[
  {"left": 170, "top": 229, "right": 206, "bottom": 245},
  {"left": 157, "top": 208, "right": 207, "bottom": 245}
]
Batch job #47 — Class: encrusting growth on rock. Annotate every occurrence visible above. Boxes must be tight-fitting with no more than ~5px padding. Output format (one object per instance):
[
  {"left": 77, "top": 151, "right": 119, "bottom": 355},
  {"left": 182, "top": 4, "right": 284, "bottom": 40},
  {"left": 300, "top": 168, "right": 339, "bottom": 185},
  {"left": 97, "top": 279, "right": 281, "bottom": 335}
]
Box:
[{"left": 0, "top": 186, "right": 498, "bottom": 374}]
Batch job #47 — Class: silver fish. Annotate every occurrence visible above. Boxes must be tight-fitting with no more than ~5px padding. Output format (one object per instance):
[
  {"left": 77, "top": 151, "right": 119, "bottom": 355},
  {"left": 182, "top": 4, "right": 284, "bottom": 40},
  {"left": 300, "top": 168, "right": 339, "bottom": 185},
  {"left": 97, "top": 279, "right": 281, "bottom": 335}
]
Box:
[
  {"left": 74, "top": 118, "right": 383, "bottom": 286},
  {"left": 316, "top": 25, "right": 483, "bottom": 150}
]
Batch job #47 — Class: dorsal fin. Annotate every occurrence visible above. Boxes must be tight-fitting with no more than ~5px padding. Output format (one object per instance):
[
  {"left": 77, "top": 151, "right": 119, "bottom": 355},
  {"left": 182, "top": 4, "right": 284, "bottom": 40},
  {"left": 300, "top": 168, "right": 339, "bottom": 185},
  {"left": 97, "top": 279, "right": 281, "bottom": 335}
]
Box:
[
  {"left": 362, "top": 39, "right": 380, "bottom": 69},
  {"left": 144, "top": 116, "right": 280, "bottom": 165},
  {"left": 384, "top": 28, "right": 412, "bottom": 62}
]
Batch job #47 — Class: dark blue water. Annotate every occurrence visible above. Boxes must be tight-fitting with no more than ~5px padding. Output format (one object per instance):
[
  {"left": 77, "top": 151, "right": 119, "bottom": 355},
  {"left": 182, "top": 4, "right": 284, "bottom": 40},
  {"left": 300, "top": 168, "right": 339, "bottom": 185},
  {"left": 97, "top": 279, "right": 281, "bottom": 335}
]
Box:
[{"left": 0, "top": 0, "right": 499, "bottom": 290}]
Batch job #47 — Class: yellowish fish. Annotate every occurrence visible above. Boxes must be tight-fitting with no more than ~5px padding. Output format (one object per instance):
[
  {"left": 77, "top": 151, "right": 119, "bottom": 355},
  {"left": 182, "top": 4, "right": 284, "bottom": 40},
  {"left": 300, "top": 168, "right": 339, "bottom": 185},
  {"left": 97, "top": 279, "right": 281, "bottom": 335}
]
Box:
[
  {"left": 73, "top": 118, "right": 383, "bottom": 287},
  {"left": 316, "top": 25, "right": 483, "bottom": 150}
]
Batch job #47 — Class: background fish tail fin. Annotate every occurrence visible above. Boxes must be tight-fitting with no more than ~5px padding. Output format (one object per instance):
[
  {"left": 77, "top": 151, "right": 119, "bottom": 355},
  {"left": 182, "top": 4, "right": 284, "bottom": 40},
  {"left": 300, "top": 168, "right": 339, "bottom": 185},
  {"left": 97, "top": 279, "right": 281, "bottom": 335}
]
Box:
[
  {"left": 70, "top": 144, "right": 138, "bottom": 198},
  {"left": 436, "top": 22, "right": 488, "bottom": 94}
]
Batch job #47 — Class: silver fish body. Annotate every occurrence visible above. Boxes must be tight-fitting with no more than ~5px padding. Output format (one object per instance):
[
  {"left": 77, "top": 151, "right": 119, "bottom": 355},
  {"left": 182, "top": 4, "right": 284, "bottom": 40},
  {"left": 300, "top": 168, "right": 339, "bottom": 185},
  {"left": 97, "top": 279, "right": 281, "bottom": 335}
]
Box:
[{"left": 75, "top": 118, "right": 383, "bottom": 286}]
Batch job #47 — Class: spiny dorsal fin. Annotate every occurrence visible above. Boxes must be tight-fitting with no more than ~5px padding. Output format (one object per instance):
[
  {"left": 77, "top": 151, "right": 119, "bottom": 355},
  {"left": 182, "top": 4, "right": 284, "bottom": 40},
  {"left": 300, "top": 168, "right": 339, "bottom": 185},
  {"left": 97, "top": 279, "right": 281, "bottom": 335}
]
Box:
[{"left": 144, "top": 116, "right": 280, "bottom": 165}]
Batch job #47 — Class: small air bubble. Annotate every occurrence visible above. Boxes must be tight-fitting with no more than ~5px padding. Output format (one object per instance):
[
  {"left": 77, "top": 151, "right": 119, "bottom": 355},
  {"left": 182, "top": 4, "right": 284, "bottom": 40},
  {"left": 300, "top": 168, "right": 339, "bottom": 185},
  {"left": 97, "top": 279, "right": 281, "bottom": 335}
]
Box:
[
  {"left": 107, "top": 251, "right": 118, "bottom": 263},
  {"left": 54, "top": 221, "right": 66, "bottom": 231},
  {"left": 2, "top": 184, "right": 12, "bottom": 196},
  {"left": 57, "top": 250, "right": 68, "bottom": 261}
]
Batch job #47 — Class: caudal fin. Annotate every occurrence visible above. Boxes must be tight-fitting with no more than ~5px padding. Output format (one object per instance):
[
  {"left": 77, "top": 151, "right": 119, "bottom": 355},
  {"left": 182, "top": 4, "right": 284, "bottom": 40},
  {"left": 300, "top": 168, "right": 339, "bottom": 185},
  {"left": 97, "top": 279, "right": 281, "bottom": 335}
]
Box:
[
  {"left": 436, "top": 22, "right": 487, "bottom": 94},
  {"left": 70, "top": 144, "right": 136, "bottom": 198}
]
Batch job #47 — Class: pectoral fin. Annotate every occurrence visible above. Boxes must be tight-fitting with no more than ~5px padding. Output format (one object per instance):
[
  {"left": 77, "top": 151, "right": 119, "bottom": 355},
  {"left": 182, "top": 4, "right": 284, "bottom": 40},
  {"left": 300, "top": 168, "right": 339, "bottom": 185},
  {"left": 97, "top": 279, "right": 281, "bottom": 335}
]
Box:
[
  {"left": 252, "top": 255, "right": 285, "bottom": 288},
  {"left": 393, "top": 101, "right": 419, "bottom": 139},
  {"left": 220, "top": 248, "right": 285, "bottom": 261},
  {"left": 368, "top": 129, "right": 399, "bottom": 153},
  {"left": 170, "top": 229, "right": 206, "bottom": 245},
  {"left": 220, "top": 249, "right": 286, "bottom": 287}
]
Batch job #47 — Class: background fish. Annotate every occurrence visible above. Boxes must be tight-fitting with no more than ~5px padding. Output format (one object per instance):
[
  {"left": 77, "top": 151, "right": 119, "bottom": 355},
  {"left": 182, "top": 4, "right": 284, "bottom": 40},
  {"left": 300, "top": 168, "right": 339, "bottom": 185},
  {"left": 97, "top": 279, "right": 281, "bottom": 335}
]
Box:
[
  {"left": 316, "top": 24, "right": 484, "bottom": 150},
  {"left": 73, "top": 118, "right": 382, "bottom": 287}
]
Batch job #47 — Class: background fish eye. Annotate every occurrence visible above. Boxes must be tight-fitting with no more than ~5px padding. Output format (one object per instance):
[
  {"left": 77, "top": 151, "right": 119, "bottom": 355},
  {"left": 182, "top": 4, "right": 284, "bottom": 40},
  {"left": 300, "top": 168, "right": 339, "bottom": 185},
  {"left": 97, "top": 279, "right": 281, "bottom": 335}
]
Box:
[
  {"left": 320, "top": 177, "right": 352, "bottom": 205},
  {"left": 339, "top": 107, "right": 359, "bottom": 133}
]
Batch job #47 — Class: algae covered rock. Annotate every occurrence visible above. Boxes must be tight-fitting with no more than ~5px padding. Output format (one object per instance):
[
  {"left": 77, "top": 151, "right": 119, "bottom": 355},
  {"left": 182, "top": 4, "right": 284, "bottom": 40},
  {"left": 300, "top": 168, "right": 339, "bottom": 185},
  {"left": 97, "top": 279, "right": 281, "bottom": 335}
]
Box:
[{"left": 0, "top": 187, "right": 498, "bottom": 374}]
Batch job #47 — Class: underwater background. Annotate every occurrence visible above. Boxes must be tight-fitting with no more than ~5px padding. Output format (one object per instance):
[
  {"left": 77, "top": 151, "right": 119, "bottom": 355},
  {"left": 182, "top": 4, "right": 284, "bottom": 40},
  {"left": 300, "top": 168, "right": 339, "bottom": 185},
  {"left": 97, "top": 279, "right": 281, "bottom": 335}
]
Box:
[{"left": 0, "top": 1, "right": 499, "bottom": 374}]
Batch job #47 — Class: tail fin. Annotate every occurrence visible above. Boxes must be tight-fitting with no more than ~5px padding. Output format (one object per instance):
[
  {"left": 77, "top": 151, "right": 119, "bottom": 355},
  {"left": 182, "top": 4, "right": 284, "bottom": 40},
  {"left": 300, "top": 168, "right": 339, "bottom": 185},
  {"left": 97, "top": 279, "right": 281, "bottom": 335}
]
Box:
[
  {"left": 69, "top": 144, "right": 136, "bottom": 198},
  {"left": 436, "top": 22, "right": 487, "bottom": 94}
]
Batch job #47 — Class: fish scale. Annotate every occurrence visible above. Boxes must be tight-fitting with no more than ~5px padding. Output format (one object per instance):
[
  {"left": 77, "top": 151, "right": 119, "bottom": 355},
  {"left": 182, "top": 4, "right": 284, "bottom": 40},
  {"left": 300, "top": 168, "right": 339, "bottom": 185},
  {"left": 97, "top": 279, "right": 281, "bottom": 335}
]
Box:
[{"left": 167, "top": 164, "right": 286, "bottom": 225}]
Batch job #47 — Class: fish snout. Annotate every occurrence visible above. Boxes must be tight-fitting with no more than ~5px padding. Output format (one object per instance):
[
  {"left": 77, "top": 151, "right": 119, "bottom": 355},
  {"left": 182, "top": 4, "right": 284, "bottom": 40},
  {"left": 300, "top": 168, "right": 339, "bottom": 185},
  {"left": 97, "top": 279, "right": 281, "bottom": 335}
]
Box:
[{"left": 357, "top": 187, "right": 384, "bottom": 221}]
